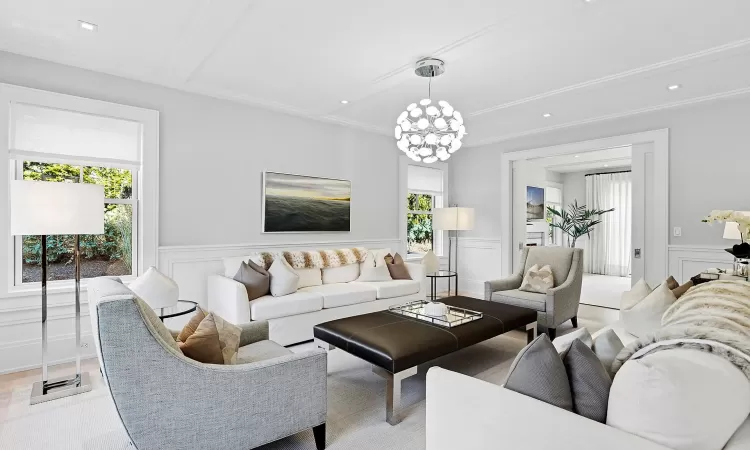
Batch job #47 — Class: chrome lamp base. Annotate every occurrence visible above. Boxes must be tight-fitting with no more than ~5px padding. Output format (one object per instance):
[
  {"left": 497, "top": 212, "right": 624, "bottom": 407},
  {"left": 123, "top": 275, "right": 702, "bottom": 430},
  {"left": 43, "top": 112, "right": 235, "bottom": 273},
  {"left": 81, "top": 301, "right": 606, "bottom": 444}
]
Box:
[{"left": 30, "top": 372, "right": 92, "bottom": 405}]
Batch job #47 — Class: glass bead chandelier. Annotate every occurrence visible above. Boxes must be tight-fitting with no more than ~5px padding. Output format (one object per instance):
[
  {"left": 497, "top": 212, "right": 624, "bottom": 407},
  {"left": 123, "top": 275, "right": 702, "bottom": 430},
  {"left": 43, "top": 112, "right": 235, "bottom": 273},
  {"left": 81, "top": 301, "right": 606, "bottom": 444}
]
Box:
[{"left": 395, "top": 58, "right": 465, "bottom": 163}]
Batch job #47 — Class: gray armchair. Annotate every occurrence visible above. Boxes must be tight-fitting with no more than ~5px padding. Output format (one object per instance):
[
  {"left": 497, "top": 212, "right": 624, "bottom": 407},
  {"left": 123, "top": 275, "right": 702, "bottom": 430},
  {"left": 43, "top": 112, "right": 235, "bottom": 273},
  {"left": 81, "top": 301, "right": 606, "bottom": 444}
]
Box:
[
  {"left": 88, "top": 277, "right": 327, "bottom": 450},
  {"left": 485, "top": 247, "right": 583, "bottom": 339}
]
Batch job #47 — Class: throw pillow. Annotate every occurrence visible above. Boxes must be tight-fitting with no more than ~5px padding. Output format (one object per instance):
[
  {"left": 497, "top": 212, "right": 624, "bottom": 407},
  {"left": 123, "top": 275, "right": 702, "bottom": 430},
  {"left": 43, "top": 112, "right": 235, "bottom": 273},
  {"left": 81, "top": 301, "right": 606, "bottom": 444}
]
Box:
[
  {"left": 269, "top": 257, "right": 299, "bottom": 297},
  {"left": 591, "top": 329, "right": 625, "bottom": 377},
  {"left": 621, "top": 278, "right": 653, "bottom": 310},
  {"left": 295, "top": 267, "right": 322, "bottom": 289},
  {"left": 665, "top": 276, "right": 679, "bottom": 290},
  {"left": 607, "top": 349, "right": 750, "bottom": 450},
  {"left": 357, "top": 264, "right": 392, "bottom": 282},
  {"left": 519, "top": 264, "right": 555, "bottom": 294},
  {"left": 177, "top": 306, "right": 206, "bottom": 343},
  {"left": 552, "top": 328, "right": 593, "bottom": 354},
  {"left": 563, "top": 339, "right": 612, "bottom": 423},
  {"left": 504, "top": 334, "right": 573, "bottom": 411},
  {"left": 178, "top": 311, "right": 241, "bottom": 365},
  {"left": 621, "top": 281, "right": 677, "bottom": 338},
  {"left": 671, "top": 280, "right": 694, "bottom": 299},
  {"left": 233, "top": 261, "right": 270, "bottom": 301},
  {"left": 385, "top": 253, "right": 412, "bottom": 280},
  {"left": 322, "top": 264, "right": 360, "bottom": 284}
]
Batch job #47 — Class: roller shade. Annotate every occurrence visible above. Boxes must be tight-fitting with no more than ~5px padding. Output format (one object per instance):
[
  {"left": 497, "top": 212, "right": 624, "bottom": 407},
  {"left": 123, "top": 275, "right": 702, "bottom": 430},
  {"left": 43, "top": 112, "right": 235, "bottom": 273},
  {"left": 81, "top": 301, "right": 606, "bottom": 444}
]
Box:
[
  {"left": 408, "top": 165, "right": 443, "bottom": 194},
  {"left": 10, "top": 102, "right": 141, "bottom": 166}
]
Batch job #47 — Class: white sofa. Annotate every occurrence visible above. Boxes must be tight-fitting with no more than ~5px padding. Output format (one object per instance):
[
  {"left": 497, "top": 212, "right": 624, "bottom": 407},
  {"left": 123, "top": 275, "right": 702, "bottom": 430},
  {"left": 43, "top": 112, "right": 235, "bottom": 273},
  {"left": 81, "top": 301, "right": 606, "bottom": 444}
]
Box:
[
  {"left": 208, "top": 250, "right": 426, "bottom": 346},
  {"left": 425, "top": 322, "right": 750, "bottom": 450}
]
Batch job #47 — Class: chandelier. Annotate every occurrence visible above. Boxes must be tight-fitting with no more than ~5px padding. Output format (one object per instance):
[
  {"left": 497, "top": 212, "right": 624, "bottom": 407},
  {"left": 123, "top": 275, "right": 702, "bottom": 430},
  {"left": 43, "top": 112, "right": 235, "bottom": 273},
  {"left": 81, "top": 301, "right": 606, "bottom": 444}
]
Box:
[{"left": 395, "top": 58, "right": 465, "bottom": 163}]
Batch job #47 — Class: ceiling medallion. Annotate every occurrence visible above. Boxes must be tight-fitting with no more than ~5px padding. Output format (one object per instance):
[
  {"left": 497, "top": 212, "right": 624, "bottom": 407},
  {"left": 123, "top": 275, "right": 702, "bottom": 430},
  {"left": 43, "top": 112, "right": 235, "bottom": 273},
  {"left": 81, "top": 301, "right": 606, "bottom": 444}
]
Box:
[{"left": 395, "top": 58, "right": 465, "bottom": 163}]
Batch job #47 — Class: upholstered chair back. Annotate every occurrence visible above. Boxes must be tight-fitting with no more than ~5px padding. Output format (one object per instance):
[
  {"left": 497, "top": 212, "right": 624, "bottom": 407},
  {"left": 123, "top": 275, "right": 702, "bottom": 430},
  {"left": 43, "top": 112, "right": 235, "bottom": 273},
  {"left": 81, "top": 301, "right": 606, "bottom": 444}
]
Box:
[{"left": 521, "top": 246, "right": 577, "bottom": 287}]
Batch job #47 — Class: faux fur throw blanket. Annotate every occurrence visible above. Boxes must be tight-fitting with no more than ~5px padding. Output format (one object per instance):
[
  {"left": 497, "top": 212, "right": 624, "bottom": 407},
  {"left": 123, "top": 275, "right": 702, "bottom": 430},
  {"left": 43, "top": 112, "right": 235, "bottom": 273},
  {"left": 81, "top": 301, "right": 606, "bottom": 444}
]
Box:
[
  {"left": 281, "top": 247, "right": 368, "bottom": 269},
  {"left": 612, "top": 280, "right": 750, "bottom": 380}
]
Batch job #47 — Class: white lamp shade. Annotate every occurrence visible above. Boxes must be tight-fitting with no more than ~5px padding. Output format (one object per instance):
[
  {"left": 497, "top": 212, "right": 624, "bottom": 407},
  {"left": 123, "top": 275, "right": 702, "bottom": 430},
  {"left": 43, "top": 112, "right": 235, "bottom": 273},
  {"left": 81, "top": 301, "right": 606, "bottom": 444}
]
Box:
[
  {"left": 724, "top": 222, "right": 742, "bottom": 240},
  {"left": 433, "top": 207, "right": 475, "bottom": 231},
  {"left": 129, "top": 266, "right": 179, "bottom": 309},
  {"left": 10, "top": 181, "right": 104, "bottom": 235}
]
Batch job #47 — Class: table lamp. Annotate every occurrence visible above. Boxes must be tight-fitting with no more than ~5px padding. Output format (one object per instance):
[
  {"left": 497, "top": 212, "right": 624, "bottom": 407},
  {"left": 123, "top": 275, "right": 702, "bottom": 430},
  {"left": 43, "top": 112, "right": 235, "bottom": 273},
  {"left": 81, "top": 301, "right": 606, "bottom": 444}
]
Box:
[
  {"left": 10, "top": 180, "right": 104, "bottom": 404},
  {"left": 433, "top": 207, "right": 475, "bottom": 272}
]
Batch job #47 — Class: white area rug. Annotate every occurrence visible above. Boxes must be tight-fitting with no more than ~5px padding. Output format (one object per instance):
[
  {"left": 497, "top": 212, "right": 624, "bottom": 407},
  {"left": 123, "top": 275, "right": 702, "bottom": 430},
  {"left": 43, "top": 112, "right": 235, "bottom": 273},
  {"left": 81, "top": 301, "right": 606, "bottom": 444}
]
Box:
[
  {"left": 0, "top": 332, "right": 531, "bottom": 450},
  {"left": 580, "top": 273, "right": 631, "bottom": 309}
]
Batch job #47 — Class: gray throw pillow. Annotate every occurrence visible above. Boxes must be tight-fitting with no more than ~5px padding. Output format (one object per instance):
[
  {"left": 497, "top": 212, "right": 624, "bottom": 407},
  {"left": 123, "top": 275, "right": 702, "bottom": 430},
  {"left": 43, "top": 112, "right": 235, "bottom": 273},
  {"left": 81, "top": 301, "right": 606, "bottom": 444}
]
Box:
[
  {"left": 234, "top": 261, "right": 270, "bottom": 301},
  {"left": 504, "top": 334, "right": 573, "bottom": 411},
  {"left": 563, "top": 339, "right": 612, "bottom": 423},
  {"left": 591, "top": 329, "right": 625, "bottom": 377}
]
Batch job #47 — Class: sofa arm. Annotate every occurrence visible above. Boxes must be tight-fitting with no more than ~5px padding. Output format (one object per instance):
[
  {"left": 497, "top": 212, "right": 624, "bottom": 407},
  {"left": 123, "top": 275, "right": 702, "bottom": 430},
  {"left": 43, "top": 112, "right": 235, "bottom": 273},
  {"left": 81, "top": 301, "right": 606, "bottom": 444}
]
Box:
[
  {"left": 484, "top": 275, "right": 522, "bottom": 300},
  {"left": 207, "top": 275, "right": 251, "bottom": 324},
  {"left": 426, "top": 368, "right": 670, "bottom": 450},
  {"left": 405, "top": 262, "right": 427, "bottom": 296}
]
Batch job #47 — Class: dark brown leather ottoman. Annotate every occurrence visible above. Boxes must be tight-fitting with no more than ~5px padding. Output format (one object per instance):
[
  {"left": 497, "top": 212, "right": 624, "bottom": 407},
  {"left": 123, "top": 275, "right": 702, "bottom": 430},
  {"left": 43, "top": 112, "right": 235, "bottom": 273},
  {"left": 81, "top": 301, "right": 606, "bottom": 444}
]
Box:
[{"left": 313, "top": 296, "right": 537, "bottom": 425}]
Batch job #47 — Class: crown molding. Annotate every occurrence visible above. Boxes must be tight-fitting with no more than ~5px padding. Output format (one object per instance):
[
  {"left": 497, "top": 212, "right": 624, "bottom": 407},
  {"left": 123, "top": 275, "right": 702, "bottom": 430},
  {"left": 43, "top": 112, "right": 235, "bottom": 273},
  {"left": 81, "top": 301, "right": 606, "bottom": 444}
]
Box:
[
  {"left": 467, "top": 86, "right": 750, "bottom": 148},
  {"left": 468, "top": 37, "right": 750, "bottom": 117}
]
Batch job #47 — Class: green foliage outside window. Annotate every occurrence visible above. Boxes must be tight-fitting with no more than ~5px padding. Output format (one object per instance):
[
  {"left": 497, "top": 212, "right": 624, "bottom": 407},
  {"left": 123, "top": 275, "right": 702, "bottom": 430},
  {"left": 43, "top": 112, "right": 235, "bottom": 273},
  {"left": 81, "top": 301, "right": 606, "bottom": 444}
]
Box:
[
  {"left": 407, "top": 193, "right": 433, "bottom": 254},
  {"left": 21, "top": 162, "right": 133, "bottom": 271}
]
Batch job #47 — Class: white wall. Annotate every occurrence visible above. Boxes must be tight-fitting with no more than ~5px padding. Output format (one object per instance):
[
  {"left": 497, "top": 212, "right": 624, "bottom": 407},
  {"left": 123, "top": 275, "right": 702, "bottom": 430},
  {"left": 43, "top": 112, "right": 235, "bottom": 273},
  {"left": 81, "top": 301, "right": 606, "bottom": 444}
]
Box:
[
  {"left": 0, "top": 51, "right": 402, "bottom": 373},
  {"left": 451, "top": 95, "right": 748, "bottom": 289}
]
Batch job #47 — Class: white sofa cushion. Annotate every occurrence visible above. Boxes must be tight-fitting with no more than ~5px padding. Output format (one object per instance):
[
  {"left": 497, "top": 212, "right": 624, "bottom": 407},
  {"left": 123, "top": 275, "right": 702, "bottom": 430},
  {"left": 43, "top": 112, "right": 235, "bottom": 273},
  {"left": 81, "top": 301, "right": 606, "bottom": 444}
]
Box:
[
  {"left": 299, "top": 283, "right": 377, "bottom": 308},
  {"left": 249, "top": 291, "right": 323, "bottom": 320},
  {"left": 269, "top": 258, "right": 299, "bottom": 297},
  {"left": 620, "top": 282, "right": 676, "bottom": 338},
  {"left": 322, "top": 264, "right": 360, "bottom": 284},
  {"left": 295, "top": 267, "right": 322, "bottom": 289},
  {"left": 607, "top": 349, "right": 750, "bottom": 450},
  {"left": 352, "top": 279, "right": 420, "bottom": 299}
]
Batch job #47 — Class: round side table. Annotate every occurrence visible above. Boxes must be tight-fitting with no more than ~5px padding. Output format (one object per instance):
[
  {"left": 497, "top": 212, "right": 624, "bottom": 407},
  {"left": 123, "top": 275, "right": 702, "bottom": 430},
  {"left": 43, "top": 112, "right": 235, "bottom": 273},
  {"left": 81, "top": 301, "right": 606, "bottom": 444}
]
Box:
[
  {"left": 158, "top": 300, "right": 198, "bottom": 321},
  {"left": 426, "top": 271, "right": 458, "bottom": 301}
]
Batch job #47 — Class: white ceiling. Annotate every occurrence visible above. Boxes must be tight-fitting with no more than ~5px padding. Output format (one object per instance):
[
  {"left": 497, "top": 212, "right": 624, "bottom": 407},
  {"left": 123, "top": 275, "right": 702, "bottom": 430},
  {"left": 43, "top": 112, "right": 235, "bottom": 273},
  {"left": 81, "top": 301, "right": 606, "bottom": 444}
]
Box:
[
  {"left": 1, "top": 0, "right": 750, "bottom": 146},
  {"left": 530, "top": 146, "right": 631, "bottom": 173}
]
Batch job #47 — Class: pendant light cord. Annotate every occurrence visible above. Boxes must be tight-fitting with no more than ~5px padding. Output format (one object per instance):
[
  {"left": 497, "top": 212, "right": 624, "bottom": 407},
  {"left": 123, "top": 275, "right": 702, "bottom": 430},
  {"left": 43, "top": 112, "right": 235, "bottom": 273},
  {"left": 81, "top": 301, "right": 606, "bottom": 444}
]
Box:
[{"left": 428, "top": 78, "right": 432, "bottom": 99}]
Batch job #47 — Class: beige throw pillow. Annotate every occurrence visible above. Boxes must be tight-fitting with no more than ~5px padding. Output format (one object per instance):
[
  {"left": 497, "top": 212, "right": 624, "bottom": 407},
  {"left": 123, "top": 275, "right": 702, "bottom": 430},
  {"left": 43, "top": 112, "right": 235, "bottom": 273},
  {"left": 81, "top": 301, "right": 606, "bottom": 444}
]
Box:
[
  {"left": 178, "top": 310, "right": 241, "bottom": 365},
  {"left": 519, "top": 264, "right": 555, "bottom": 294},
  {"left": 621, "top": 281, "right": 677, "bottom": 338},
  {"left": 621, "top": 278, "right": 653, "bottom": 310},
  {"left": 269, "top": 257, "right": 299, "bottom": 297},
  {"left": 385, "top": 253, "right": 412, "bottom": 280}
]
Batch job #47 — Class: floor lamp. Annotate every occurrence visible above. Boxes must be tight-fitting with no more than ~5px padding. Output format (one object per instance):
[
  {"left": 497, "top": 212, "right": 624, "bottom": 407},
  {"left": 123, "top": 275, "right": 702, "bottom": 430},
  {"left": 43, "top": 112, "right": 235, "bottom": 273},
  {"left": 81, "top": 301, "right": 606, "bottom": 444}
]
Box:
[
  {"left": 433, "top": 207, "right": 475, "bottom": 272},
  {"left": 10, "top": 180, "right": 104, "bottom": 404}
]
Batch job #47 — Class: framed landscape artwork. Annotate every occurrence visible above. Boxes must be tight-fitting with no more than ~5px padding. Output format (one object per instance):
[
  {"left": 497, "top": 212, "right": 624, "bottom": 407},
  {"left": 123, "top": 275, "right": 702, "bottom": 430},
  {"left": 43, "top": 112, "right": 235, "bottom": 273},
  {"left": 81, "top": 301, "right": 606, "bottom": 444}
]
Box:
[
  {"left": 262, "top": 172, "right": 351, "bottom": 232},
  {"left": 526, "top": 186, "right": 545, "bottom": 221}
]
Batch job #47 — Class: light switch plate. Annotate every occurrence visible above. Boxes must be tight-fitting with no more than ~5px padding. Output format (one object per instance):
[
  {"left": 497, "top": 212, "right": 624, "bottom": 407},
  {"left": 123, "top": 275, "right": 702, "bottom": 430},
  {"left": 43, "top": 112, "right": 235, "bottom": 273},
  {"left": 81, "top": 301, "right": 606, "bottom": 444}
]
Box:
[{"left": 673, "top": 227, "right": 682, "bottom": 237}]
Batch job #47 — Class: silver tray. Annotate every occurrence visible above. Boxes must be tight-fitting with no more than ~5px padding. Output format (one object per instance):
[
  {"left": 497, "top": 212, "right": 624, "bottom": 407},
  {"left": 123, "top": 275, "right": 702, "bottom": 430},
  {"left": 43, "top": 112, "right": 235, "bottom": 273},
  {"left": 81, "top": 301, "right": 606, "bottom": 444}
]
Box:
[{"left": 388, "top": 300, "right": 483, "bottom": 328}]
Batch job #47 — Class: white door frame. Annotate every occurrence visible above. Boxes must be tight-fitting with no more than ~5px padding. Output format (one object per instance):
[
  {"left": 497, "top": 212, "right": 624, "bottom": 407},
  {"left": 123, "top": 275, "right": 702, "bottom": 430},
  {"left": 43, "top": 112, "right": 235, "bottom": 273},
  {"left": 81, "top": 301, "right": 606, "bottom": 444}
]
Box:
[{"left": 499, "top": 129, "right": 669, "bottom": 280}]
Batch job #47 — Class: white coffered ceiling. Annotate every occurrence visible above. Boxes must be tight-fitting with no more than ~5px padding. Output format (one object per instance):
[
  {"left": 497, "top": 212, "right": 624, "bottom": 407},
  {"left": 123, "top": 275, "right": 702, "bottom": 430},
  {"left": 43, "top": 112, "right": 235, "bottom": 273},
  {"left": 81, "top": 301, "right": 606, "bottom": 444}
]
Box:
[{"left": 1, "top": 0, "right": 749, "bottom": 146}]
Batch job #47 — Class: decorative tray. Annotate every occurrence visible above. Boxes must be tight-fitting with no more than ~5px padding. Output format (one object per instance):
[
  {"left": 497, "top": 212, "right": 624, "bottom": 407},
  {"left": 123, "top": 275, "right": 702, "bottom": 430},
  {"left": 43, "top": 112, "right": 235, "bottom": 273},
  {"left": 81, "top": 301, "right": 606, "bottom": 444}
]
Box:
[{"left": 388, "top": 300, "right": 483, "bottom": 328}]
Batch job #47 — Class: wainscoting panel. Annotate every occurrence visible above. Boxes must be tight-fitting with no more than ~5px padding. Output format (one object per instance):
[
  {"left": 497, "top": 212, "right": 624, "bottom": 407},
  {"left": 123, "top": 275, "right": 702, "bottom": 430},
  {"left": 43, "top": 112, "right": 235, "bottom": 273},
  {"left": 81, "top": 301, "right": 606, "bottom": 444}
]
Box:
[
  {"left": 455, "top": 238, "right": 502, "bottom": 298},
  {"left": 159, "top": 239, "right": 402, "bottom": 309},
  {"left": 667, "top": 245, "right": 734, "bottom": 283}
]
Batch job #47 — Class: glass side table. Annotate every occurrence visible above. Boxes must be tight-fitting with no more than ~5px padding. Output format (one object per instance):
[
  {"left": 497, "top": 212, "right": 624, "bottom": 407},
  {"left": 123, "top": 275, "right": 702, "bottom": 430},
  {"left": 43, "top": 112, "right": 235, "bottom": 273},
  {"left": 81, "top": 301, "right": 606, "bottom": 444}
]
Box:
[
  {"left": 426, "top": 271, "right": 458, "bottom": 301},
  {"left": 158, "top": 300, "right": 198, "bottom": 321}
]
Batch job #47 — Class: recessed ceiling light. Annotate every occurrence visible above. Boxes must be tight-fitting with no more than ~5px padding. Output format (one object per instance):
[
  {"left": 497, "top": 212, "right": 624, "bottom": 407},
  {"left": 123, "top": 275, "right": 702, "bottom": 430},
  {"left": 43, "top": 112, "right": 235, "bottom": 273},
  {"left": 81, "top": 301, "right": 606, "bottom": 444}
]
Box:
[
  {"left": 79, "top": 20, "right": 98, "bottom": 32},
  {"left": 667, "top": 84, "right": 681, "bottom": 91},
  {"left": 542, "top": 113, "right": 552, "bottom": 118},
  {"left": 340, "top": 100, "right": 349, "bottom": 104},
  {"left": 574, "top": 155, "right": 580, "bottom": 158},
  {"left": 604, "top": 164, "right": 609, "bottom": 167}
]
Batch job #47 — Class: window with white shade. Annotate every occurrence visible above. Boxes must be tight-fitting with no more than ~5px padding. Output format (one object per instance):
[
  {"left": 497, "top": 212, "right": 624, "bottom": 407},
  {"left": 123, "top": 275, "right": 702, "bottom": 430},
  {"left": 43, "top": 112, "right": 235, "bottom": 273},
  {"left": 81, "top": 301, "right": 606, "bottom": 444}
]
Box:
[
  {"left": 1, "top": 83, "right": 159, "bottom": 292},
  {"left": 406, "top": 165, "right": 444, "bottom": 256}
]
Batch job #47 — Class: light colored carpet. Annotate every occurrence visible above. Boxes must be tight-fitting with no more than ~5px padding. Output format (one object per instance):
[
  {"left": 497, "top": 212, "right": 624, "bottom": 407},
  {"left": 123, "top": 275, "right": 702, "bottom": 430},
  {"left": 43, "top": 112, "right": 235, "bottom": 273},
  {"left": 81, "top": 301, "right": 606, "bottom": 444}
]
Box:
[
  {"left": 0, "top": 320, "right": 603, "bottom": 449},
  {"left": 580, "top": 273, "right": 631, "bottom": 309}
]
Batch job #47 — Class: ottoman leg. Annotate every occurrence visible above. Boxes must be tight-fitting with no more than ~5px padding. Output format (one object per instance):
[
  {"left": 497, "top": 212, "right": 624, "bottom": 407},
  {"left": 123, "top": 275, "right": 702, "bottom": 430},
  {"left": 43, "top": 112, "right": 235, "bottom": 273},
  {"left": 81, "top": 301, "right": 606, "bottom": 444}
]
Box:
[
  {"left": 526, "top": 321, "right": 538, "bottom": 344},
  {"left": 372, "top": 365, "right": 418, "bottom": 425}
]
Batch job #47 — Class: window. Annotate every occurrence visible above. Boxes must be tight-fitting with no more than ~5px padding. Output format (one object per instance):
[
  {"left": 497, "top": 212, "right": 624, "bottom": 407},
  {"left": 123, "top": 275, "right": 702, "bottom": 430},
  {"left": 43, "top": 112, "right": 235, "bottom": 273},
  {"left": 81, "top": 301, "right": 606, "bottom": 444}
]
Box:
[
  {"left": 406, "top": 165, "right": 444, "bottom": 256},
  {"left": 545, "top": 186, "right": 563, "bottom": 245},
  {"left": 0, "top": 84, "right": 158, "bottom": 294},
  {"left": 15, "top": 161, "right": 136, "bottom": 283}
]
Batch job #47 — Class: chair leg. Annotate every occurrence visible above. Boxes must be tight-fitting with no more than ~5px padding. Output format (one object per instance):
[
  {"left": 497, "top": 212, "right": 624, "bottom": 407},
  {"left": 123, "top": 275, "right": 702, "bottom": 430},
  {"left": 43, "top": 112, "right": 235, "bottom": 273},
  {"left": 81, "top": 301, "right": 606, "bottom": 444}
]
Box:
[
  {"left": 313, "top": 423, "right": 326, "bottom": 450},
  {"left": 546, "top": 328, "right": 556, "bottom": 340},
  {"left": 571, "top": 316, "right": 578, "bottom": 328}
]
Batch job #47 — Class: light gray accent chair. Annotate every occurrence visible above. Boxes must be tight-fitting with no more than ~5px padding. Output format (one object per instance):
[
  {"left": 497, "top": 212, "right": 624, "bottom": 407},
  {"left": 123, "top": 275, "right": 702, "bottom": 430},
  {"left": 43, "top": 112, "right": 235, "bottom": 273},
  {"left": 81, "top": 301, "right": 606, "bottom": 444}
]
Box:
[
  {"left": 87, "top": 277, "right": 328, "bottom": 450},
  {"left": 485, "top": 247, "right": 583, "bottom": 339}
]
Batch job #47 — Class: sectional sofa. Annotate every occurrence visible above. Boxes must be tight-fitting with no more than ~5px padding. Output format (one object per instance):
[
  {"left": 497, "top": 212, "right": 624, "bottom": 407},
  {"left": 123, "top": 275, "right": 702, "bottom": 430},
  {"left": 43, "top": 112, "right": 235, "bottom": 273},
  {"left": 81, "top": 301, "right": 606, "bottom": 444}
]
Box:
[{"left": 208, "top": 249, "right": 426, "bottom": 346}]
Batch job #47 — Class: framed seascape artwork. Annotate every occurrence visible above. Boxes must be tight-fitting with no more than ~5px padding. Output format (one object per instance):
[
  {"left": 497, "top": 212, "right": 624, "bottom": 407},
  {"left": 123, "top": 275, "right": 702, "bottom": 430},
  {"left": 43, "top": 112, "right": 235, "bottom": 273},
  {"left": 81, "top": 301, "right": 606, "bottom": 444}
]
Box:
[
  {"left": 262, "top": 172, "right": 351, "bottom": 232},
  {"left": 526, "top": 186, "right": 545, "bottom": 221}
]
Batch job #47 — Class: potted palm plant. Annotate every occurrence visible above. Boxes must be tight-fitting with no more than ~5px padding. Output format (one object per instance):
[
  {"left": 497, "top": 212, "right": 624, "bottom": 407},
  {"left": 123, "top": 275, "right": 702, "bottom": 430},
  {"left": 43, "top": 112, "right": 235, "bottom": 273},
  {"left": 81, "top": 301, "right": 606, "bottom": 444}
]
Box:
[{"left": 546, "top": 201, "right": 614, "bottom": 247}]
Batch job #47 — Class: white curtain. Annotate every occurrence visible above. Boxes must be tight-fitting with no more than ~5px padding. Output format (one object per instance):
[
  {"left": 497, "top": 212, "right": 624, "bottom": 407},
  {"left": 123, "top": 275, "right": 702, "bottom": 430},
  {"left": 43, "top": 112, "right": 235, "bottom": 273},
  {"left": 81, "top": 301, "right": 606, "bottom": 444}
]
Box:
[{"left": 585, "top": 172, "right": 632, "bottom": 276}]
